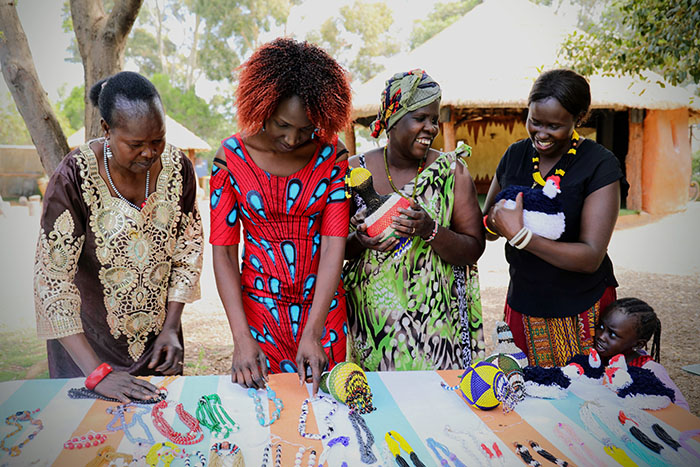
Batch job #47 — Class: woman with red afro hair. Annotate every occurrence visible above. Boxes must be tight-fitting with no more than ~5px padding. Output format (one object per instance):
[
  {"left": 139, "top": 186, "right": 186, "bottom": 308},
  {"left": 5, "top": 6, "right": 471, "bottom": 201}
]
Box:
[{"left": 209, "top": 38, "right": 353, "bottom": 394}]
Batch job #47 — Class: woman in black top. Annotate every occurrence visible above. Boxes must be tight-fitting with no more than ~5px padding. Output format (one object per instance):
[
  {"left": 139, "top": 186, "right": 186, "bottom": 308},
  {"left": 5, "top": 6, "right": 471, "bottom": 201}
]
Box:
[{"left": 483, "top": 69, "right": 625, "bottom": 367}]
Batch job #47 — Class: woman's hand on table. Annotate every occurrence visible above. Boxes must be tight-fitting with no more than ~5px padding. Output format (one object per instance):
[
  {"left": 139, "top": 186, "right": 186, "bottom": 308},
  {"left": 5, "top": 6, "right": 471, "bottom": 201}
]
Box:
[
  {"left": 489, "top": 192, "right": 525, "bottom": 240},
  {"left": 394, "top": 200, "right": 434, "bottom": 239},
  {"left": 94, "top": 372, "right": 161, "bottom": 403},
  {"left": 231, "top": 336, "right": 268, "bottom": 390},
  {"left": 296, "top": 333, "right": 328, "bottom": 395},
  {"left": 148, "top": 327, "right": 183, "bottom": 375}
]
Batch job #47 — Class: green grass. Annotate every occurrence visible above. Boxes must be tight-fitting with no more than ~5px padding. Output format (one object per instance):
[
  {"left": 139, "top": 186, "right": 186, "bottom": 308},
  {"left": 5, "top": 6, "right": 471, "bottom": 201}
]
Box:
[{"left": 0, "top": 329, "right": 48, "bottom": 381}]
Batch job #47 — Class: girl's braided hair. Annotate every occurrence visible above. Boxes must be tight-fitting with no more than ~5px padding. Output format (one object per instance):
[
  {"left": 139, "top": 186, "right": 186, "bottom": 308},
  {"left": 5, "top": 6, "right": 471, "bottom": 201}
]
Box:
[{"left": 610, "top": 297, "right": 661, "bottom": 362}]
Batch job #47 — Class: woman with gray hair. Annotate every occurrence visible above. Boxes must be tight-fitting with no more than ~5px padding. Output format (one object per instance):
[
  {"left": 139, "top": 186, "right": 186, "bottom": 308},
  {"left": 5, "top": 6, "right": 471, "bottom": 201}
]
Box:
[{"left": 344, "top": 69, "right": 485, "bottom": 371}]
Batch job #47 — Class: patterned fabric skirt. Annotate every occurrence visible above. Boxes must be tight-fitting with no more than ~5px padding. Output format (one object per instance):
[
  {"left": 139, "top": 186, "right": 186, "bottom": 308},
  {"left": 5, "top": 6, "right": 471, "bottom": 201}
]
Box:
[{"left": 504, "top": 286, "right": 616, "bottom": 367}]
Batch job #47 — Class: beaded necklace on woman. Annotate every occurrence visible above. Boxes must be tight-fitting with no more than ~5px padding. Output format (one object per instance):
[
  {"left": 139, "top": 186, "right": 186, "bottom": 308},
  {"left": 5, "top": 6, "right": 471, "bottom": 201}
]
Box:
[
  {"left": 531, "top": 129, "right": 580, "bottom": 189},
  {"left": 383, "top": 145, "right": 428, "bottom": 202}
]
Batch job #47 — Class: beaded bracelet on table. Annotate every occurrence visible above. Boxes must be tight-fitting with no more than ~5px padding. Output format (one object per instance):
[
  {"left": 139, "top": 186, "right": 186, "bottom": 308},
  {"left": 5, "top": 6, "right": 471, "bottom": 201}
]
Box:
[
  {"left": 426, "top": 437, "right": 466, "bottom": 467},
  {"left": 145, "top": 442, "right": 182, "bottom": 467},
  {"left": 196, "top": 393, "right": 240, "bottom": 438},
  {"left": 443, "top": 424, "right": 505, "bottom": 466},
  {"left": 528, "top": 440, "right": 568, "bottom": 466},
  {"left": 248, "top": 384, "right": 284, "bottom": 427},
  {"left": 68, "top": 386, "right": 167, "bottom": 404},
  {"left": 514, "top": 442, "right": 541, "bottom": 467},
  {"left": 348, "top": 410, "right": 377, "bottom": 464},
  {"left": 298, "top": 395, "right": 337, "bottom": 440},
  {"left": 151, "top": 399, "right": 204, "bottom": 445},
  {"left": 1, "top": 409, "right": 43, "bottom": 457},
  {"left": 106, "top": 402, "right": 155, "bottom": 446},
  {"left": 64, "top": 430, "right": 108, "bottom": 450}
]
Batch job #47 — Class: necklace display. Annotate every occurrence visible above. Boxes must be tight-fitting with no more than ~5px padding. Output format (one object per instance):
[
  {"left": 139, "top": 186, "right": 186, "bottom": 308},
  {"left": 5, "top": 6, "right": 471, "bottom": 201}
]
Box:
[
  {"left": 104, "top": 140, "right": 151, "bottom": 210},
  {"left": 578, "top": 401, "right": 638, "bottom": 467},
  {"left": 64, "top": 431, "right": 108, "bottom": 450},
  {"left": 106, "top": 402, "right": 155, "bottom": 446},
  {"left": 298, "top": 395, "right": 337, "bottom": 440},
  {"left": 348, "top": 410, "right": 376, "bottom": 464},
  {"left": 1, "top": 409, "right": 43, "bottom": 457},
  {"left": 514, "top": 442, "right": 541, "bottom": 467},
  {"left": 145, "top": 441, "right": 184, "bottom": 467},
  {"left": 552, "top": 422, "right": 604, "bottom": 467},
  {"left": 383, "top": 145, "right": 428, "bottom": 201},
  {"left": 528, "top": 440, "right": 568, "bottom": 466},
  {"left": 85, "top": 445, "right": 134, "bottom": 467},
  {"left": 248, "top": 385, "right": 284, "bottom": 427},
  {"left": 426, "top": 437, "right": 466, "bottom": 467},
  {"left": 151, "top": 400, "right": 204, "bottom": 445},
  {"left": 444, "top": 424, "right": 504, "bottom": 466},
  {"left": 531, "top": 129, "right": 579, "bottom": 188},
  {"left": 209, "top": 442, "right": 244, "bottom": 467},
  {"left": 196, "top": 394, "right": 239, "bottom": 439}
]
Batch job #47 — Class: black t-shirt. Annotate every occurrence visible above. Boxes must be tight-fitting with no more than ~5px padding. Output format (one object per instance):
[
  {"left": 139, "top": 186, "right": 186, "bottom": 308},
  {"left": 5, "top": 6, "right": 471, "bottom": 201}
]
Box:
[{"left": 495, "top": 138, "right": 625, "bottom": 318}]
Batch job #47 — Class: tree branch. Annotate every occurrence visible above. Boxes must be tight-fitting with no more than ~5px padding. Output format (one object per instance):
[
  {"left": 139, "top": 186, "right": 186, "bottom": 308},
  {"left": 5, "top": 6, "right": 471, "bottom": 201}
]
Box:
[
  {"left": 106, "top": 0, "right": 144, "bottom": 43},
  {"left": 0, "top": 2, "right": 69, "bottom": 176}
]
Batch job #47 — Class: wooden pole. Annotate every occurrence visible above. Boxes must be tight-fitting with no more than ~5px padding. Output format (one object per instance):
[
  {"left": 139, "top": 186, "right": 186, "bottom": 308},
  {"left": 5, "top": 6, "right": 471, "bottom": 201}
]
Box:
[
  {"left": 440, "top": 106, "right": 456, "bottom": 152},
  {"left": 626, "top": 109, "right": 644, "bottom": 211}
]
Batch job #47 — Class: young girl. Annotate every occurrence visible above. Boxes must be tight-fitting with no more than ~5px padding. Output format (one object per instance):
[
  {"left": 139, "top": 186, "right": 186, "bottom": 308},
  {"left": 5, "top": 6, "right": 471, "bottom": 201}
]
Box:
[{"left": 595, "top": 297, "right": 689, "bottom": 410}]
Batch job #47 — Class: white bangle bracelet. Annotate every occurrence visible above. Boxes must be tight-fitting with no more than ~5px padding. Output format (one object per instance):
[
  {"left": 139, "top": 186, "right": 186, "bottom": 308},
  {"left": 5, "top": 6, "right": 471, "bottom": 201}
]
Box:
[
  {"left": 514, "top": 228, "right": 533, "bottom": 249},
  {"left": 508, "top": 227, "right": 528, "bottom": 247}
]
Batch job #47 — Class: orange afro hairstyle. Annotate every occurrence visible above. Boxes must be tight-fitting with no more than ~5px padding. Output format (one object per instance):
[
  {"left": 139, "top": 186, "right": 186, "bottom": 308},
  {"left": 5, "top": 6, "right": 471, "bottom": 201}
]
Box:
[{"left": 235, "top": 37, "right": 352, "bottom": 143}]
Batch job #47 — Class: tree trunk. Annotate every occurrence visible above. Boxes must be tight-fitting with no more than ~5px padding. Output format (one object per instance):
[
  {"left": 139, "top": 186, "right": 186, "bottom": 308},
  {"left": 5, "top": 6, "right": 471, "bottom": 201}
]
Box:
[
  {"left": 0, "top": 1, "right": 69, "bottom": 176},
  {"left": 70, "top": 0, "right": 144, "bottom": 140},
  {"left": 185, "top": 13, "right": 200, "bottom": 90}
]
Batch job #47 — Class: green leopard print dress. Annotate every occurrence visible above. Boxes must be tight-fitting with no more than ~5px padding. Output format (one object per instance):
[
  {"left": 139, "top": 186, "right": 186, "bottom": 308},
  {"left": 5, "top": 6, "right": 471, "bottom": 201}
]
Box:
[{"left": 344, "top": 151, "right": 485, "bottom": 371}]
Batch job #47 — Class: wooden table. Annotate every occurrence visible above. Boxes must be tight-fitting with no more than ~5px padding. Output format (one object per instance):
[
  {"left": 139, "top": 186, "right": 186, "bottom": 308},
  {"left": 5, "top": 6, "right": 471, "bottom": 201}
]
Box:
[{"left": 0, "top": 370, "right": 698, "bottom": 466}]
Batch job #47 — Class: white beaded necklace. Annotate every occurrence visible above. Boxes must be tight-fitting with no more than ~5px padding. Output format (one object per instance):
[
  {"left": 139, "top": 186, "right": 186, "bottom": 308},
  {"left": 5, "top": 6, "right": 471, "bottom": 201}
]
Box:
[{"left": 103, "top": 140, "right": 150, "bottom": 210}]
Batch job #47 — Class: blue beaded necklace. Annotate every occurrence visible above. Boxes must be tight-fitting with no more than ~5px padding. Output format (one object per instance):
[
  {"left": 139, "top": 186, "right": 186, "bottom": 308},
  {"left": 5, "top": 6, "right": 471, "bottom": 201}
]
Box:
[
  {"left": 105, "top": 403, "right": 154, "bottom": 446},
  {"left": 248, "top": 384, "right": 284, "bottom": 427}
]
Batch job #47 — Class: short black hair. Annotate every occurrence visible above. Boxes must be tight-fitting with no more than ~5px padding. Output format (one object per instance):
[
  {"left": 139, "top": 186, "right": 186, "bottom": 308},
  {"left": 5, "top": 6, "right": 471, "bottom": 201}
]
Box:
[
  {"left": 89, "top": 71, "right": 162, "bottom": 126},
  {"left": 528, "top": 69, "right": 591, "bottom": 121},
  {"left": 607, "top": 297, "right": 661, "bottom": 362}
]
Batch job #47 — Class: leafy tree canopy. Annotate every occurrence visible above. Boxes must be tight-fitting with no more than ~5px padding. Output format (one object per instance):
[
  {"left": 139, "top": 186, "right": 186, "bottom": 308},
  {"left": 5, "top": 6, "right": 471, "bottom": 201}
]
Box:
[
  {"left": 409, "top": 0, "right": 481, "bottom": 49},
  {"left": 558, "top": 0, "right": 700, "bottom": 86}
]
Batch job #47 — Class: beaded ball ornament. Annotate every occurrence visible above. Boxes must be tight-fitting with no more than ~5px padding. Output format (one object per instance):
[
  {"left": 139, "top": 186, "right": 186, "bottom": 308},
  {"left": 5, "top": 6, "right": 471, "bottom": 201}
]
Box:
[{"left": 319, "top": 361, "right": 376, "bottom": 414}]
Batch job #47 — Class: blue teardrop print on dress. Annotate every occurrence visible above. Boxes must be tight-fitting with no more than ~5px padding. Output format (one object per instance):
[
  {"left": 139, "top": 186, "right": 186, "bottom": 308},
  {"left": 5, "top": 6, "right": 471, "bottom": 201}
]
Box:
[
  {"left": 259, "top": 238, "right": 275, "bottom": 264},
  {"left": 228, "top": 174, "right": 241, "bottom": 195},
  {"left": 249, "top": 325, "right": 265, "bottom": 344},
  {"left": 263, "top": 324, "right": 275, "bottom": 345},
  {"left": 211, "top": 187, "right": 222, "bottom": 209},
  {"left": 289, "top": 304, "right": 302, "bottom": 340},
  {"left": 226, "top": 203, "right": 238, "bottom": 226},
  {"left": 246, "top": 191, "right": 267, "bottom": 219},
  {"left": 307, "top": 213, "right": 319, "bottom": 235},
  {"left": 312, "top": 232, "right": 321, "bottom": 258},
  {"left": 240, "top": 205, "right": 256, "bottom": 226},
  {"left": 279, "top": 359, "right": 297, "bottom": 373},
  {"left": 329, "top": 298, "right": 338, "bottom": 312},
  {"left": 302, "top": 275, "right": 316, "bottom": 301},
  {"left": 268, "top": 277, "right": 281, "bottom": 297},
  {"left": 286, "top": 179, "right": 302, "bottom": 213},
  {"left": 245, "top": 231, "right": 260, "bottom": 248},
  {"left": 224, "top": 137, "right": 246, "bottom": 162},
  {"left": 281, "top": 240, "right": 296, "bottom": 282},
  {"left": 330, "top": 165, "right": 341, "bottom": 180},
  {"left": 254, "top": 277, "right": 264, "bottom": 291},
  {"left": 313, "top": 144, "right": 334, "bottom": 171},
  {"left": 249, "top": 254, "right": 264, "bottom": 273},
  {"left": 323, "top": 329, "right": 338, "bottom": 349},
  {"left": 307, "top": 179, "right": 329, "bottom": 208},
  {"left": 343, "top": 322, "right": 348, "bottom": 336},
  {"left": 212, "top": 164, "right": 220, "bottom": 175},
  {"left": 327, "top": 187, "right": 346, "bottom": 204}
]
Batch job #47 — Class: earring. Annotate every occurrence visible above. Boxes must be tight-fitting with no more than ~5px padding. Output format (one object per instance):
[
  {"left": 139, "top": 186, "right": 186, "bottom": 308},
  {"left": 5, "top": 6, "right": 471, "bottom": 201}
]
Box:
[
  {"left": 261, "top": 123, "right": 266, "bottom": 132},
  {"left": 104, "top": 140, "right": 113, "bottom": 159}
]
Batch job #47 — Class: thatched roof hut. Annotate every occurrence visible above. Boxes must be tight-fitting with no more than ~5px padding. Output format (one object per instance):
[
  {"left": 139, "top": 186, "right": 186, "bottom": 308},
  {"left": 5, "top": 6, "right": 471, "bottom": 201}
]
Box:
[{"left": 348, "top": 0, "right": 699, "bottom": 214}]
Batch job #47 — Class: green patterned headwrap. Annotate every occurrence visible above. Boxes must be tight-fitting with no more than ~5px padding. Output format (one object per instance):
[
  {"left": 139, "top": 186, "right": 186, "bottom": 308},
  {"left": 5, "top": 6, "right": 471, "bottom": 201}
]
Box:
[{"left": 371, "top": 69, "right": 441, "bottom": 138}]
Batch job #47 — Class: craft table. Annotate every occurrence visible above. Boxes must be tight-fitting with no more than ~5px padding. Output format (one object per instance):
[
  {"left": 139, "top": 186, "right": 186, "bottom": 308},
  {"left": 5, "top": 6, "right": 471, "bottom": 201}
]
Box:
[{"left": 0, "top": 370, "right": 698, "bottom": 466}]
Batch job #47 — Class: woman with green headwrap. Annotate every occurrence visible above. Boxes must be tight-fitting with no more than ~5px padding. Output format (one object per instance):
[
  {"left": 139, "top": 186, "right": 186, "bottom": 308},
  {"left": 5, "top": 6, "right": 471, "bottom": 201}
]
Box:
[{"left": 344, "top": 69, "right": 485, "bottom": 371}]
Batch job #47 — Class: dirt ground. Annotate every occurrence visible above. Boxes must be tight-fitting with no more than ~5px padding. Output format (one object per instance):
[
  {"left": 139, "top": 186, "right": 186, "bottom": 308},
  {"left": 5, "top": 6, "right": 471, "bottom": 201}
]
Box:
[{"left": 182, "top": 267, "right": 700, "bottom": 416}]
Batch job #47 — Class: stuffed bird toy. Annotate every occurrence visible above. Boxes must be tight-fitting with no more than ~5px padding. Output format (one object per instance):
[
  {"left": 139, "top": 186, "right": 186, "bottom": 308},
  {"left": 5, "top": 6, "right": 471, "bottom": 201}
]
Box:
[{"left": 494, "top": 175, "right": 565, "bottom": 240}]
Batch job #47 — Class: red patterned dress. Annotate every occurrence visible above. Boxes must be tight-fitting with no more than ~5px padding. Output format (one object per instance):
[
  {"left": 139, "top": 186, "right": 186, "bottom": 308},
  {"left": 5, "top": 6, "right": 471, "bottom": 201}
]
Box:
[{"left": 209, "top": 134, "right": 349, "bottom": 374}]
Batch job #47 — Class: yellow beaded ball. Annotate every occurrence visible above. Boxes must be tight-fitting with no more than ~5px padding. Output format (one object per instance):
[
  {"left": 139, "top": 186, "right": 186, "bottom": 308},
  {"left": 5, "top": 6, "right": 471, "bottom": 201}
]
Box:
[{"left": 458, "top": 361, "right": 507, "bottom": 410}]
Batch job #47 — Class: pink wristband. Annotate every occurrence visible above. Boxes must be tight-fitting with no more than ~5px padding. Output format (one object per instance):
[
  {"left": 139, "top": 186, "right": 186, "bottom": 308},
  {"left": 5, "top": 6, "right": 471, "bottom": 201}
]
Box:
[
  {"left": 85, "top": 363, "right": 112, "bottom": 390},
  {"left": 424, "top": 220, "right": 439, "bottom": 243}
]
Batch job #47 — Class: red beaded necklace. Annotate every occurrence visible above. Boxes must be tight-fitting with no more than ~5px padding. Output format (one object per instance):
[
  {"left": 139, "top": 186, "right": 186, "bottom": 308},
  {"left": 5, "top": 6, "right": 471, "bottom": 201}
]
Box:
[{"left": 151, "top": 400, "right": 203, "bottom": 445}]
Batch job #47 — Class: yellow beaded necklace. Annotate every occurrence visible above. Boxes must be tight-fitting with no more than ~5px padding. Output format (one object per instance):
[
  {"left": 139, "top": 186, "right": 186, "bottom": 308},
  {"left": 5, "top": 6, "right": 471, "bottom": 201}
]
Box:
[{"left": 531, "top": 129, "right": 580, "bottom": 188}]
